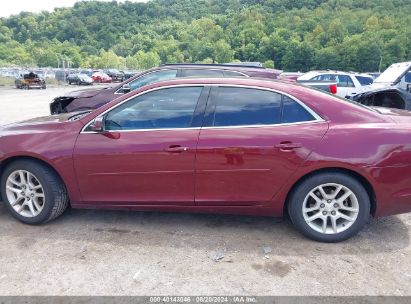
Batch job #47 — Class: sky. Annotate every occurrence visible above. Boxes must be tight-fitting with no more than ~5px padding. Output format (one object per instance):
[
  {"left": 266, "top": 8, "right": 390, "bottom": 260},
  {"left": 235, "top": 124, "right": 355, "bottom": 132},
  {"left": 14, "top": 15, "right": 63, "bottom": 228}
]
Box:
[{"left": 0, "top": 0, "right": 149, "bottom": 17}]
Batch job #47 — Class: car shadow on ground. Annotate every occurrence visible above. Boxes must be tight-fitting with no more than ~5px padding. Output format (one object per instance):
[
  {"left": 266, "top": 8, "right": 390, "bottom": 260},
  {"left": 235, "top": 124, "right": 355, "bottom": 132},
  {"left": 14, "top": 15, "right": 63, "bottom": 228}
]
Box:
[{"left": 0, "top": 203, "right": 409, "bottom": 256}]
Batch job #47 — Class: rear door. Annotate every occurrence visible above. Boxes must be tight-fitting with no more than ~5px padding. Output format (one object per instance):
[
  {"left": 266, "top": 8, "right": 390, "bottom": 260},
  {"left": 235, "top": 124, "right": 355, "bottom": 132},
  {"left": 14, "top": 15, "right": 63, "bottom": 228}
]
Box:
[
  {"left": 194, "top": 86, "right": 328, "bottom": 206},
  {"left": 336, "top": 75, "right": 356, "bottom": 98}
]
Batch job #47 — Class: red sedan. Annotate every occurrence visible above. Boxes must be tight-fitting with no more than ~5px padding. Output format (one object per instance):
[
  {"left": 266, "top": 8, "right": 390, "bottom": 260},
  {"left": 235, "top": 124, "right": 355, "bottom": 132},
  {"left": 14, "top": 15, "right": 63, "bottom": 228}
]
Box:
[
  {"left": 91, "top": 71, "right": 112, "bottom": 83},
  {"left": 1, "top": 78, "right": 411, "bottom": 242}
]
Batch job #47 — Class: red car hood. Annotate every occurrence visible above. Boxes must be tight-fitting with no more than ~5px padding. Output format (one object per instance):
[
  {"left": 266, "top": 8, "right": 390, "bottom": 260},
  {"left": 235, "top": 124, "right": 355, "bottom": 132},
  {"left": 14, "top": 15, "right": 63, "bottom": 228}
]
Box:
[{"left": 0, "top": 113, "right": 83, "bottom": 134}]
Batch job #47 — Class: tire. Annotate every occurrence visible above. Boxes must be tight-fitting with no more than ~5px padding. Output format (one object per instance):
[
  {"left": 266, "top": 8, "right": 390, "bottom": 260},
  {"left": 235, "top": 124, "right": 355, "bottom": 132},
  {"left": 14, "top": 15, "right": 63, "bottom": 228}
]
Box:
[
  {"left": 288, "top": 172, "right": 370, "bottom": 242},
  {"left": 0, "top": 160, "right": 69, "bottom": 225}
]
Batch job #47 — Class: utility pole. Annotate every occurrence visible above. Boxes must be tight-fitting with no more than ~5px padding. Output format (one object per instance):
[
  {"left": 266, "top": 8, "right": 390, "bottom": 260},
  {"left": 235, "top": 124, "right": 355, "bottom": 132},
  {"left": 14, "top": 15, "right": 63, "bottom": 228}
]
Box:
[
  {"left": 379, "top": 56, "right": 383, "bottom": 73},
  {"left": 62, "top": 59, "right": 66, "bottom": 84}
]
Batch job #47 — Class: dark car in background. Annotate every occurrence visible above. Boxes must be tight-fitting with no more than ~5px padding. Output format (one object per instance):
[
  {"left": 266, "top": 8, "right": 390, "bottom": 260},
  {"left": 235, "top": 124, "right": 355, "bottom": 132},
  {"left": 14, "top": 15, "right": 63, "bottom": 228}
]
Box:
[
  {"left": 50, "top": 63, "right": 282, "bottom": 114},
  {"left": 104, "top": 69, "right": 125, "bottom": 82},
  {"left": 79, "top": 69, "right": 93, "bottom": 77},
  {"left": 67, "top": 73, "right": 93, "bottom": 85},
  {"left": 121, "top": 70, "right": 138, "bottom": 80},
  {"left": 353, "top": 87, "right": 411, "bottom": 110},
  {"left": 351, "top": 61, "right": 411, "bottom": 110}
]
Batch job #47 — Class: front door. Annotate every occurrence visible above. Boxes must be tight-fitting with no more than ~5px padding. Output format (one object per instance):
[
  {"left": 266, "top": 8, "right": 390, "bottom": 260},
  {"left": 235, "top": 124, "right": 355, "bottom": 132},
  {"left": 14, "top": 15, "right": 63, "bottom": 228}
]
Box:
[
  {"left": 195, "top": 86, "right": 328, "bottom": 205},
  {"left": 73, "top": 86, "right": 207, "bottom": 205}
]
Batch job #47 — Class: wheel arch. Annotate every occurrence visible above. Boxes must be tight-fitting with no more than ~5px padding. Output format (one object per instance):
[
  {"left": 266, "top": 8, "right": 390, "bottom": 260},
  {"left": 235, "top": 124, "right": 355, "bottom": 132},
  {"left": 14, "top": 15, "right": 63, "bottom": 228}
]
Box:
[
  {"left": 0, "top": 155, "right": 69, "bottom": 202},
  {"left": 283, "top": 167, "right": 377, "bottom": 217}
]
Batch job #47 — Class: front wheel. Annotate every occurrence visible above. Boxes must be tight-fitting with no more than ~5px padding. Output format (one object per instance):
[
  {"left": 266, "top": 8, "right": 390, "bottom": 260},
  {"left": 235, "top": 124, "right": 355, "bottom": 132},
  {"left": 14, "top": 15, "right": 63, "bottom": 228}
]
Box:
[
  {"left": 0, "top": 160, "right": 69, "bottom": 224},
  {"left": 288, "top": 172, "right": 370, "bottom": 242}
]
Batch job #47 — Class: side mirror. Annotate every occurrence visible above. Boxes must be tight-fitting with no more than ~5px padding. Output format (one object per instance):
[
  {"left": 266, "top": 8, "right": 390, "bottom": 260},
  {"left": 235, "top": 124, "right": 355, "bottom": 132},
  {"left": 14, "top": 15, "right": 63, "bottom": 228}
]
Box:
[
  {"left": 122, "top": 84, "right": 131, "bottom": 93},
  {"left": 89, "top": 116, "right": 105, "bottom": 132}
]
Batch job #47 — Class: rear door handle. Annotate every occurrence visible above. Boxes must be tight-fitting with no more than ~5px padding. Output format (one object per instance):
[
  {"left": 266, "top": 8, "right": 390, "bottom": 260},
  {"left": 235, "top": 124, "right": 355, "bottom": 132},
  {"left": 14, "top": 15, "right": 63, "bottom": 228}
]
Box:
[
  {"left": 275, "top": 142, "right": 303, "bottom": 150},
  {"left": 165, "top": 145, "right": 189, "bottom": 153}
]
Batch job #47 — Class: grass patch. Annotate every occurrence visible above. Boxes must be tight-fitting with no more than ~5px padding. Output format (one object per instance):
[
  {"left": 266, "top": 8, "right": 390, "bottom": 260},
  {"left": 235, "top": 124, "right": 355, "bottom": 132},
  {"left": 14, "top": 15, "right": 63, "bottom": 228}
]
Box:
[{"left": 0, "top": 76, "right": 14, "bottom": 87}]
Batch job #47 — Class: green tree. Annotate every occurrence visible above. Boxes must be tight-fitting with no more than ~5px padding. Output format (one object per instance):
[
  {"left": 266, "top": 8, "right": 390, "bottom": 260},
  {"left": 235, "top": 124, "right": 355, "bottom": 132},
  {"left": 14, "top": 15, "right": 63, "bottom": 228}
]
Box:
[
  {"left": 263, "top": 60, "right": 275, "bottom": 69},
  {"left": 282, "top": 40, "right": 315, "bottom": 72},
  {"left": 133, "top": 50, "right": 161, "bottom": 69},
  {"left": 213, "top": 40, "right": 234, "bottom": 63}
]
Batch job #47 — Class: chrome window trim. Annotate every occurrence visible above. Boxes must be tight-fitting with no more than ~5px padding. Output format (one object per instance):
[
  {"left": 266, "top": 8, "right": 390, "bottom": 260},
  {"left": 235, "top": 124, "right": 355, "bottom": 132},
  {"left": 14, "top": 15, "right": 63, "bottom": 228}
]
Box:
[{"left": 81, "top": 83, "right": 325, "bottom": 134}]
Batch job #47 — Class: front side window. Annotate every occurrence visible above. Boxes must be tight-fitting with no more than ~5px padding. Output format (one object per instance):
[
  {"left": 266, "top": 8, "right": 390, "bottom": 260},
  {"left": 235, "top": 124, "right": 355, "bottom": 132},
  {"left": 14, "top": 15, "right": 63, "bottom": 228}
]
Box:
[
  {"left": 127, "top": 70, "right": 178, "bottom": 92},
  {"left": 105, "top": 87, "right": 203, "bottom": 130}
]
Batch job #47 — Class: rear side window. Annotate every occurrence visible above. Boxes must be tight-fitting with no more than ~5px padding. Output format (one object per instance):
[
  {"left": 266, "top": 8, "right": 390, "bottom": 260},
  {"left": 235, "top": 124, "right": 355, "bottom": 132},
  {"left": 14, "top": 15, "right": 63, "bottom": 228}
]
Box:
[
  {"left": 210, "top": 87, "right": 316, "bottom": 127},
  {"left": 180, "top": 69, "right": 224, "bottom": 77},
  {"left": 105, "top": 87, "right": 203, "bottom": 130},
  {"left": 336, "top": 75, "right": 355, "bottom": 87},
  {"left": 282, "top": 96, "right": 315, "bottom": 123},
  {"left": 355, "top": 76, "right": 374, "bottom": 86},
  {"left": 211, "top": 87, "right": 282, "bottom": 126}
]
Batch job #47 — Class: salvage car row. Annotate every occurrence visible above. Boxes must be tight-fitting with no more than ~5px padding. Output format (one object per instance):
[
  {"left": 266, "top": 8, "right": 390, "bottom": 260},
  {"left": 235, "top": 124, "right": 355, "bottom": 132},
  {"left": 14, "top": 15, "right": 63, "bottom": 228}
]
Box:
[
  {"left": 49, "top": 61, "right": 411, "bottom": 114},
  {"left": 10, "top": 69, "right": 138, "bottom": 90},
  {"left": 1, "top": 61, "right": 411, "bottom": 243}
]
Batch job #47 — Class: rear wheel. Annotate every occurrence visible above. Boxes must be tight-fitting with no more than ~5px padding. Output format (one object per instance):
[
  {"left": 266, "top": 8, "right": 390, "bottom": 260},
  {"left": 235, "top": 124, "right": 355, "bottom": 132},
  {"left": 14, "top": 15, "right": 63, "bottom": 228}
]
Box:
[
  {"left": 288, "top": 172, "right": 370, "bottom": 242},
  {"left": 0, "top": 160, "right": 69, "bottom": 224}
]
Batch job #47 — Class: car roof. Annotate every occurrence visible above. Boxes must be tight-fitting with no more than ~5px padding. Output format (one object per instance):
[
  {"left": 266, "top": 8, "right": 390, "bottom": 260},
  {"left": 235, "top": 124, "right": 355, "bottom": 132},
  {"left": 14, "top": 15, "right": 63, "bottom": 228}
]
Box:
[
  {"left": 158, "top": 63, "right": 281, "bottom": 73},
  {"left": 143, "top": 77, "right": 291, "bottom": 90}
]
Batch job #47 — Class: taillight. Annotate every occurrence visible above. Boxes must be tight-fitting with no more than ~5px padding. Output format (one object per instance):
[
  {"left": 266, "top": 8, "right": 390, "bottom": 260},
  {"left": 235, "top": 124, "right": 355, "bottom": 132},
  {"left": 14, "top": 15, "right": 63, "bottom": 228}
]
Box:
[{"left": 330, "top": 84, "right": 337, "bottom": 94}]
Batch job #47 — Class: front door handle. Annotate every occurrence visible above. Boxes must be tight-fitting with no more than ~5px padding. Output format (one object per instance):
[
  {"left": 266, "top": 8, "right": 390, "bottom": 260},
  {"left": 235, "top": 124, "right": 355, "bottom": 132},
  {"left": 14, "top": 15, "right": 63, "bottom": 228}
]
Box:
[
  {"left": 165, "top": 145, "right": 189, "bottom": 153},
  {"left": 275, "top": 141, "right": 303, "bottom": 151}
]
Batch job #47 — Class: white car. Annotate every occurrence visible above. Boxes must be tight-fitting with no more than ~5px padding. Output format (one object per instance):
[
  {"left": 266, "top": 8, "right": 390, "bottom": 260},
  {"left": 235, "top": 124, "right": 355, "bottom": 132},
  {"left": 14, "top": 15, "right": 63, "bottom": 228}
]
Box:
[{"left": 298, "top": 71, "right": 374, "bottom": 98}]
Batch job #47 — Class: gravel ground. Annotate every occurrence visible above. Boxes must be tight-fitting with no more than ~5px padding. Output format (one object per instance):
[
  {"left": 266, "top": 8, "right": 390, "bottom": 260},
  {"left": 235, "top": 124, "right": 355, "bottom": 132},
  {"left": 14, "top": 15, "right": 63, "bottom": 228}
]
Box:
[{"left": 0, "top": 86, "right": 410, "bottom": 296}]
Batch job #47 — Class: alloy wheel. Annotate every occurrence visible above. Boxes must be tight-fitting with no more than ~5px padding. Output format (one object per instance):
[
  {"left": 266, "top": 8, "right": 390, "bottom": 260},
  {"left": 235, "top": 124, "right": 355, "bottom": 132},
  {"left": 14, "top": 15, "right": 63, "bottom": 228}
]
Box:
[
  {"left": 5, "top": 170, "right": 45, "bottom": 218},
  {"left": 302, "top": 183, "right": 359, "bottom": 234}
]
